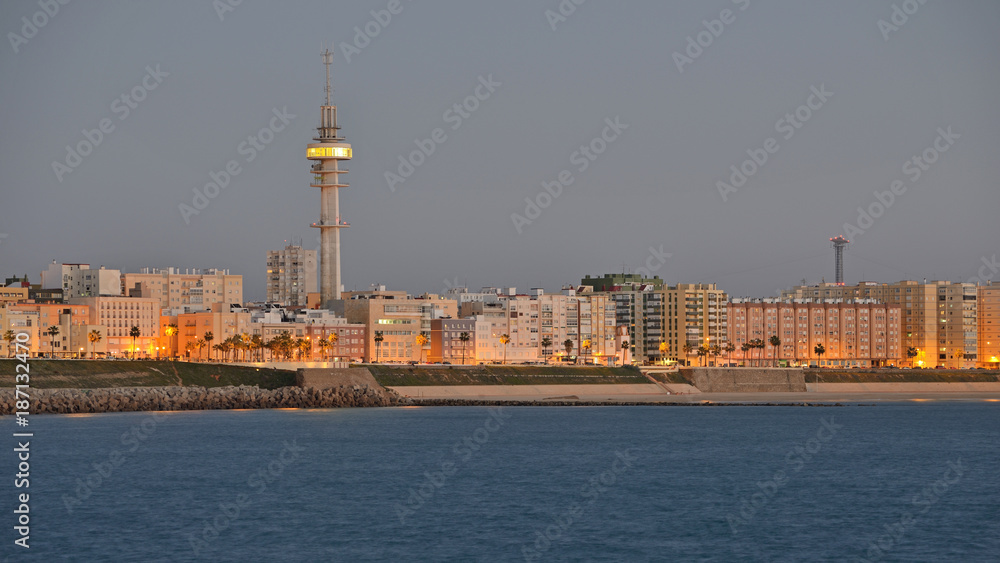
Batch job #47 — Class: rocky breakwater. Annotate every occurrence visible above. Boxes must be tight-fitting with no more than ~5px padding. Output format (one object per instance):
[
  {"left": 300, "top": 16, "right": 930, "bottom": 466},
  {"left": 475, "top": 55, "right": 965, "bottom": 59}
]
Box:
[{"left": 0, "top": 384, "right": 409, "bottom": 415}]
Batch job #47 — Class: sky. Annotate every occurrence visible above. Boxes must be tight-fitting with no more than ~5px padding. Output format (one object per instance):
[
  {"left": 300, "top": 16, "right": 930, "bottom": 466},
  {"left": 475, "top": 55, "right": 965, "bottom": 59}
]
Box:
[{"left": 1, "top": 0, "right": 998, "bottom": 302}]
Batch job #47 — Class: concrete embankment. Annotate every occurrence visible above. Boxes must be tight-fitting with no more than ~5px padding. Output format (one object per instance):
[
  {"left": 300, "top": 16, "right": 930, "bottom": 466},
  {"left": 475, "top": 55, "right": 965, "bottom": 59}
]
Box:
[
  {"left": 388, "top": 383, "right": 668, "bottom": 402},
  {"left": 0, "top": 384, "right": 402, "bottom": 415},
  {"left": 679, "top": 367, "right": 807, "bottom": 392}
]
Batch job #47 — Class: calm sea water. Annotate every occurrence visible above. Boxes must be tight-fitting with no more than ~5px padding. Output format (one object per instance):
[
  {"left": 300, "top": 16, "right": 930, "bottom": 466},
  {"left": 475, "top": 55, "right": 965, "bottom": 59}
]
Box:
[{"left": 3, "top": 403, "right": 999, "bottom": 562}]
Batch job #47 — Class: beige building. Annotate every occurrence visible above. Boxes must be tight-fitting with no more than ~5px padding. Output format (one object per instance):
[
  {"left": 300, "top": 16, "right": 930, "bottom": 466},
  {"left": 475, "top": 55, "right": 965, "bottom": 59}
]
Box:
[
  {"left": 41, "top": 262, "right": 122, "bottom": 298},
  {"left": 165, "top": 304, "right": 254, "bottom": 361},
  {"left": 0, "top": 286, "right": 29, "bottom": 305},
  {"left": 266, "top": 245, "right": 317, "bottom": 307},
  {"left": 342, "top": 287, "right": 458, "bottom": 362},
  {"left": 978, "top": 282, "right": 1000, "bottom": 369},
  {"left": 581, "top": 275, "right": 728, "bottom": 365},
  {"left": 728, "top": 299, "right": 902, "bottom": 367},
  {"left": 781, "top": 280, "right": 977, "bottom": 368},
  {"left": 0, "top": 305, "right": 41, "bottom": 358},
  {"left": 124, "top": 267, "right": 242, "bottom": 311},
  {"left": 70, "top": 296, "right": 159, "bottom": 358},
  {"left": 8, "top": 302, "right": 104, "bottom": 358}
]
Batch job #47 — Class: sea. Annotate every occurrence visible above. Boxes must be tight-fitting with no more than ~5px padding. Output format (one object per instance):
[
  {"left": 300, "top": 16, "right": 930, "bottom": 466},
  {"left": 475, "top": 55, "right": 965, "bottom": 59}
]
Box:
[{"left": 2, "top": 402, "right": 999, "bottom": 562}]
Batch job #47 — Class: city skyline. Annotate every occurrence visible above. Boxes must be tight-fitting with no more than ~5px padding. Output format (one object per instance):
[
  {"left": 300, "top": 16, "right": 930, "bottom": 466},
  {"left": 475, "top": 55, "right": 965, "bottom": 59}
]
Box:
[{"left": 2, "top": 1, "right": 999, "bottom": 301}]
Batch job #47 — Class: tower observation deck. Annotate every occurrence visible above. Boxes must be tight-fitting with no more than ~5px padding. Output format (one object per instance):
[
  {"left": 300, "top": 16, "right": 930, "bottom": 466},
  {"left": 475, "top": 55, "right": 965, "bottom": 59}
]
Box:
[
  {"left": 308, "top": 48, "right": 352, "bottom": 305},
  {"left": 830, "top": 235, "right": 849, "bottom": 285}
]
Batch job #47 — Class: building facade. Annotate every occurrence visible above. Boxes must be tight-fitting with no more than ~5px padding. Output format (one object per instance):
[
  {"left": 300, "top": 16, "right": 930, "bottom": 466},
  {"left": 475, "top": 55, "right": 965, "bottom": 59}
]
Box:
[
  {"left": 266, "top": 245, "right": 317, "bottom": 307},
  {"left": 123, "top": 267, "right": 242, "bottom": 311},
  {"left": 70, "top": 296, "right": 159, "bottom": 358},
  {"left": 728, "top": 299, "right": 902, "bottom": 367},
  {"left": 781, "top": 280, "right": 977, "bottom": 368},
  {"left": 978, "top": 282, "right": 1000, "bottom": 369},
  {"left": 41, "top": 262, "right": 121, "bottom": 298}
]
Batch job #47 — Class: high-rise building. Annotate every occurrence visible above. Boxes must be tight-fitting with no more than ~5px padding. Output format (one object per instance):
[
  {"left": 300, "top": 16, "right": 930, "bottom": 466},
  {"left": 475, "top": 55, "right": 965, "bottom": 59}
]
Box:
[
  {"left": 308, "top": 49, "right": 353, "bottom": 307},
  {"left": 581, "top": 274, "right": 728, "bottom": 365},
  {"left": 978, "top": 282, "right": 1000, "bottom": 369},
  {"left": 780, "top": 280, "right": 977, "bottom": 368},
  {"left": 266, "top": 245, "right": 317, "bottom": 307}
]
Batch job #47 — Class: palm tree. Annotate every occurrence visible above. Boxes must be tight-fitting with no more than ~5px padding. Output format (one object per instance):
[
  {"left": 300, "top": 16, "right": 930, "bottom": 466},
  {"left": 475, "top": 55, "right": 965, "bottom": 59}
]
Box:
[
  {"left": 753, "top": 338, "right": 765, "bottom": 367},
  {"left": 724, "top": 343, "right": 736, "bottom": 367},
  {"left": 581, "top": 339, "right": 592, "bottom": 365},
  {"left": 317, "top": 338, "right": 330, "bottom": 361},
  {"left": 906, "top": 346, "right": 919, "bottom": 367},
  {"left": 251, "top": 334, "right": 264, "bottom": 362},
  {"left": 185, "top": 340, "right": 195, "bottom": 359},
  {"left": 541, "top": 337, "right": 553, "bottom": 360},
  {"left": 697, "top": 345, "right": 709, "bottom": 367},
  {"left": 769, "top": 335, "right": 781, "bottom": 367},
  {"left": 682, "top": 343, "right": 694, "bottom": 366},
  {"left": 499, "top": 333, "right": 510, "bottom": 365},
  {"left": 412, "top": 331, "right": 428, "bottom": 364},
  {"left": 203, "top": 331, "right": 214, "bottom": 361},
  {"left": 3, "top": 330, "right": 15, "bottom": 358},
  {"left": 659, "top": 342, "right": 669, "bottom": 365},
  {"left": 459, "top": 332, "right": 472, "bottom": 364},
  {"left": 164, "top": 324, "right": 178, "bottom": 358},
  {"left": 563, "top": 339, "right": 574, "bottom": 363},
  {"left": 46, "top": 325, "right": 60, "bottom": 358},
  {"left": 814, "top": 343, "right": 826, "bottom": 365},
  {"left": 373, "top": 331, "right": 384, "bottom": 363},
  {"left": 88, "top": 329, "right": 102, "bottom": 359},
  {"left": 620, "top": 340, "right": 630, "bottom": 366},
  {"left": 710, "top": 344, "right": 722, "bottom": 367},
  {"left": 740, "top": 342, "right": 751, "bottom": 366},
  {"left": 194, "top": 338, "right": 206, "bottom": 360}
]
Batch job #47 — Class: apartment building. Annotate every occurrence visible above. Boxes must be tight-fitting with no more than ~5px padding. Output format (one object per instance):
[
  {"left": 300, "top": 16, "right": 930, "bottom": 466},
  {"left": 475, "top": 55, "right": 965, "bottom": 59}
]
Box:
[
  {"left": 978, "top": 282, "right": 1000, "bottom": 368},
  {"left": 68, "top": 296, "right": 157, "bottom": 357},
  {"left": 342, "top": 287, "right": 458, "bottom": 362},
  {"left": 40, "top": 262, "right": 122, "bottom": 298},
  {"left": 580, "top": 274, "right": 728, "bottom": 365},
  {"left": 728, "top": 298, "right": 902, "bottom": 367},
  {"left": 781, "top": 280, "right": 976, "bottom": 368},
  {"left": 0, "top": 305, "right": 41, "bottom": 358},
  {"left": 123, "top": 267, "right": 242, "bottom": 311},
  {"left": 266, "top": 245, "right": 317, "bottom": 307},
  {"left": 428, "top": 318, "right": 476, "bottom": 363}
]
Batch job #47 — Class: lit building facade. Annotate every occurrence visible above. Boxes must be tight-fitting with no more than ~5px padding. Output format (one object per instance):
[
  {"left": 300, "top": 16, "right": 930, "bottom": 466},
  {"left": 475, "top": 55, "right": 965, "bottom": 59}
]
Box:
[
  {"left": 728, "top": 299, "right": 902, "bottom": 367},
  {"left": 123, "top": 267, "right": 242, "bottom": 311},
  {"left": 781, "top": 280, "right": 976, "bottom": 368},
  {"left": 978, "top": 282, "right": 1000, "bottom": 369},
  {"left": 69, "top": 296, "right": 158, "bottom": 357}
]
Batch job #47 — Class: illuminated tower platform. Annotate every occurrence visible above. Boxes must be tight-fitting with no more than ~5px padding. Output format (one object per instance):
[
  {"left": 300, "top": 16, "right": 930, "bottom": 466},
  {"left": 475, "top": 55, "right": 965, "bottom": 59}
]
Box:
[{"left": 308, "top": 49, "right": 352, "bottom": 305}]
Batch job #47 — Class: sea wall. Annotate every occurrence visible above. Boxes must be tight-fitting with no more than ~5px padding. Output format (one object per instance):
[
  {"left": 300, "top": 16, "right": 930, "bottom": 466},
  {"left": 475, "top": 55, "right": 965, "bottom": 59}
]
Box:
[
  {"left": 680, "top": 368, "right": 807, "bottom": 393},
  {"left": 0, "top": 384, "right": 404, "bottom": 415},
  {"left": 295, "top": 367, "right": 381, "bottom": 389}
]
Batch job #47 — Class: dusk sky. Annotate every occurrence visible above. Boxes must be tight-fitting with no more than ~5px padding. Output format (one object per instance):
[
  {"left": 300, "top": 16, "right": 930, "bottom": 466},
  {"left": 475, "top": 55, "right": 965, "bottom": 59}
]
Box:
[{"left": 2, "top": 0, "right": 998, "bottom": 301}]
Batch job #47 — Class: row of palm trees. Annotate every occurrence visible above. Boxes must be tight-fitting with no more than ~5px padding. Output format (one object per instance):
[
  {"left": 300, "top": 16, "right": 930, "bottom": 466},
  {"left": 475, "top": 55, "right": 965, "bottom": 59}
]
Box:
[
  {"left": 176, "top": 330, "right": 343, "bottom": 363},
  {"left": 669, "top": 337, "right": 829, "bottom": 367}
]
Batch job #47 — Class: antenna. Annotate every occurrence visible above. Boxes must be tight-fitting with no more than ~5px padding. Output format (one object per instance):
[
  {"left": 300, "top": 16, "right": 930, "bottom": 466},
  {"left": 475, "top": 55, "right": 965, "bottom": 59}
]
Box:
[{"left": 322, "top": 47, "right": 333, "bottom": 106}]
